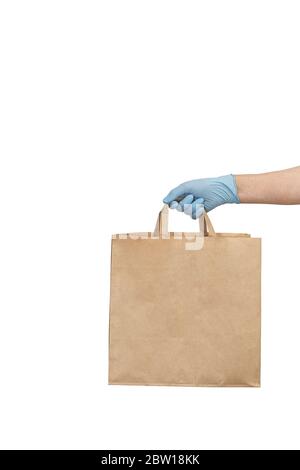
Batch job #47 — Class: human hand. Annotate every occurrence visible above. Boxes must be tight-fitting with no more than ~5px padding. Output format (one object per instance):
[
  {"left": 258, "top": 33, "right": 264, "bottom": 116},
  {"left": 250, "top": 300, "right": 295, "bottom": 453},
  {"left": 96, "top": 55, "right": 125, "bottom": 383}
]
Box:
[{"left": 163, "top": 174, "right": 240, "bottom": 219}]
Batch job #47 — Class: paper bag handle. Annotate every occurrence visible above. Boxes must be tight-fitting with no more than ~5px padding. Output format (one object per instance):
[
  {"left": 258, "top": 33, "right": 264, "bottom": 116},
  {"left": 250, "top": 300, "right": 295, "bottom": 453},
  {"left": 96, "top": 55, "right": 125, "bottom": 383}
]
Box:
[{"left": 153, "top": 204, "right": 216, "bottom": 237}]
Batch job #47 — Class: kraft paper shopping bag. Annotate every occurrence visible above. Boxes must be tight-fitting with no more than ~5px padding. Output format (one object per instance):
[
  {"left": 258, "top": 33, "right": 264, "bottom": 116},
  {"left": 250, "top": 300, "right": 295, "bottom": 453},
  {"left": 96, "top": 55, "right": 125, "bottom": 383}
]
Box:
[{"left": 109, "top": 206, "right": 261, "bottom": 387}]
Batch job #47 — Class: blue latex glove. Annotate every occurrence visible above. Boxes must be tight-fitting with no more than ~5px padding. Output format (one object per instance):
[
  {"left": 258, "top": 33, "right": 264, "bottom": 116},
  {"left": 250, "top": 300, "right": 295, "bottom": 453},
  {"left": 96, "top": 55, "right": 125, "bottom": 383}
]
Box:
[{"left": 163, "top": 174, "right": 240, "bottom": 219}]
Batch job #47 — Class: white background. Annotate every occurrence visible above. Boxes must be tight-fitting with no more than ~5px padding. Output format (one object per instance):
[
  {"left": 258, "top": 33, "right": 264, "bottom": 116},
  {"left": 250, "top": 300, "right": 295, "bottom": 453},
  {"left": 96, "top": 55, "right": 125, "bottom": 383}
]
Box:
[{"left": 0, "top": 0, "right": 300, "bottom": 450}]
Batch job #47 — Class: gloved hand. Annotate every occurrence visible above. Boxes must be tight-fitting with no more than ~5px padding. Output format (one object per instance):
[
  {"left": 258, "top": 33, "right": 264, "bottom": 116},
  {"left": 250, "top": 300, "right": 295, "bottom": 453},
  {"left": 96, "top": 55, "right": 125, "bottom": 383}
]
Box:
[{"left": 163, "top": 174, "right": 240, "bottom": 219}]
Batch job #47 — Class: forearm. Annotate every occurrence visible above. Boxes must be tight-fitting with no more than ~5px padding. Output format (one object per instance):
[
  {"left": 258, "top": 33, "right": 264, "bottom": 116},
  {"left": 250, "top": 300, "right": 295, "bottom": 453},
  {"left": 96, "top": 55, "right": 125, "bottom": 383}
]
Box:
[{"left": 236, "top": 166, "right": 300, "bottom": 205}]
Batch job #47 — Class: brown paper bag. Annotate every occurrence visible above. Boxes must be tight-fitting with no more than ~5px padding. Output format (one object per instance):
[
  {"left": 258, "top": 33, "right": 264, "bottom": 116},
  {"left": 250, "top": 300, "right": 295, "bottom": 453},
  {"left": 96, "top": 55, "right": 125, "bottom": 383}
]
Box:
[{"left": 109, "top": 206, "right": 261, "bottom": 387}]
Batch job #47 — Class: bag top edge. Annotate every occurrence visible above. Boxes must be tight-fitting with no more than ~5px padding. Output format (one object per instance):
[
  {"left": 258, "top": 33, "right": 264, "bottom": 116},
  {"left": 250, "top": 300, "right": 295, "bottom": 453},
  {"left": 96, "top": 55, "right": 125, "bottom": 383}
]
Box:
[{"left": 112, "top": 232, "right": 256, "bottom": 239}]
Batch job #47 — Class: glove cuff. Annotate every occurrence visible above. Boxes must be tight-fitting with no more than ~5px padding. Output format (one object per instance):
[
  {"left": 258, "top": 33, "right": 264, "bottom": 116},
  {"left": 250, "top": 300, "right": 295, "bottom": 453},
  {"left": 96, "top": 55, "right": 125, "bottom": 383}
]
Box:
[
  {"left": 230, "top": 174, "right": 240, "bottom": 204},
  {"left": 220, "top": 174, "right": 240, "bottom": 204}
]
